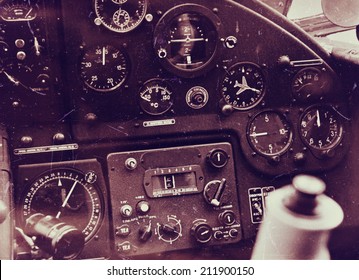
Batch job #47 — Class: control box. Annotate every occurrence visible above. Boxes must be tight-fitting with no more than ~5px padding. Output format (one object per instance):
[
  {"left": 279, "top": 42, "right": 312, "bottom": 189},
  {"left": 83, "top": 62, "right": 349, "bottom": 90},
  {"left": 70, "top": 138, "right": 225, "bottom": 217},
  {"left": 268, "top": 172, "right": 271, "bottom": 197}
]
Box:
[{"left": 107, "top": 142, "right": 242, "bottom": 257}]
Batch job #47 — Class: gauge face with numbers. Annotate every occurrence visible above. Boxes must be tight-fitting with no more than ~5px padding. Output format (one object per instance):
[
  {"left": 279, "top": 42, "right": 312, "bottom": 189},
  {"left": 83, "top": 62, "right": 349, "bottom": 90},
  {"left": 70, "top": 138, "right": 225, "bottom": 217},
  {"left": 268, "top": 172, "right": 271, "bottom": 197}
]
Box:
[
  {"left": 221, "top": 62, "right": 265, "bottom": 110},
  {"left": 139, "top": 79, "right": 173, "bottom": 115},
  {"left": 80, "top": 45, "right": 129, "bottom": 92},
  {"left": 247, "top": 110, "right": 292, "bottom": 156},
  {"left": 300, "top": 105, "right": 343, "bottom": 150},
  {"left": 94, "top": 0, "right": 148, "bottom": 33},
  {"left": 20, "top": 168, "right": 104, "bottom": 242}
]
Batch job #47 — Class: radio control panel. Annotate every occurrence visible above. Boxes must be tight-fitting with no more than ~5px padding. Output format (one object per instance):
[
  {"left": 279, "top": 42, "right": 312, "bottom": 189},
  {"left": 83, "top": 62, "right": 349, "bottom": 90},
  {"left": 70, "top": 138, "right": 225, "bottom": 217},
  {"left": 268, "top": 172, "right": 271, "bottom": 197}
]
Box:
[{"left": 107, "top": 143, "right": 241, "bottom": 257}]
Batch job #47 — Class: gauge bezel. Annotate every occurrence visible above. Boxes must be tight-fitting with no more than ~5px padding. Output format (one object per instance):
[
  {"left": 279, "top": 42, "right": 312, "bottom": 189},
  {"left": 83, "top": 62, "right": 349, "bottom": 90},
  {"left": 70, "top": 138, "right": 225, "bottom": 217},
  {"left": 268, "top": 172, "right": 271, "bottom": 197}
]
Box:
[
  {"left": 93, "top": 0, "right": 148, "bottom": 33},
  {"left": 138, "top": 78, "right": 174, "bottom": 115},
  {"left": 19, "top": 168, "right": 105, "bottom": 243},
  {"left": 221, "top": 62, "right": 266, "bottom": 111},
  {"left": 291, "top": 67, "right": 330, "bottom": 102},
  {"left": 153, "top": 4, "right": 222, "bottom": 78},
  {"left": 299, "top": 104, "right": 344, "bottom": 151},
  {"left": 246, "top": 110, "right": 293, "bottom": 157},
  {"left": 79, "top": 44, "right": 130, "bottom": 93}
]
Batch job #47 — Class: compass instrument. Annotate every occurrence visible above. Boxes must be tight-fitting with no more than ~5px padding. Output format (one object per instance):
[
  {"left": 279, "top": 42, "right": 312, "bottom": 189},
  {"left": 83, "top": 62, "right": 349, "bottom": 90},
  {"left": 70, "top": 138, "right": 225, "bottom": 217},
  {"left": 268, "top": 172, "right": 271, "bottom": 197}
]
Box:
[
  {"left": 221, "top": 62, "right": 265, "bottom": 110},
  {"left": 20, "top": 168, "right": 104, "bottom": 242}
]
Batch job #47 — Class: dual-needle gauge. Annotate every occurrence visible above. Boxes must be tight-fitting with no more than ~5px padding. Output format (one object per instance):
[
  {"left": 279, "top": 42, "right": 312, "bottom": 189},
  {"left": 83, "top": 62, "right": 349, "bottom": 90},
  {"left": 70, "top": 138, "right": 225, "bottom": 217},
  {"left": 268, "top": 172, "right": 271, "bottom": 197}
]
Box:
[{"left": 247, "top": 111, "right": 292, "bottom": 157}]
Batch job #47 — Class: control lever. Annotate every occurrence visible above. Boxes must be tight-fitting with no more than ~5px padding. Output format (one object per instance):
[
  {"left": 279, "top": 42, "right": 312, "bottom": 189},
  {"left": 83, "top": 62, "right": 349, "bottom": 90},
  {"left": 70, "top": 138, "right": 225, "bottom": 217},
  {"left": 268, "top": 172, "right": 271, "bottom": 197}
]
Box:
[
  {"left": 203, "top": 178, "right": 228, "bottom": 206},
  {"left": 24, "top": 213, "right": 85, "bottom": 260},
  {"left": 251, "top": 175, "right": 344, "bottom": 259}
]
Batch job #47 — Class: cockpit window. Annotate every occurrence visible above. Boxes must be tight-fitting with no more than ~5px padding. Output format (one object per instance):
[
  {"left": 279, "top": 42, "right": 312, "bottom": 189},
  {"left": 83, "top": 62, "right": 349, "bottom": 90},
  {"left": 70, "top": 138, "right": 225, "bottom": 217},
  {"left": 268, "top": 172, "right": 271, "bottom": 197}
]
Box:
[
  {"left": 287, "top": 0, "right": 323, "bottom": 19},
  {"left": 262, "top": 0, "right": 358, "bottom": 46}
]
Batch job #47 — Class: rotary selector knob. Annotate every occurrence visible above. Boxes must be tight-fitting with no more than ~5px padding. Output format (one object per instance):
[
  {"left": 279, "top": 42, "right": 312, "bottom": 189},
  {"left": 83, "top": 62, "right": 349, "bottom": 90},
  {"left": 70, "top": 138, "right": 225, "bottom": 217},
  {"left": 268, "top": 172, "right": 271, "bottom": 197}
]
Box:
[
  {"left": 203, "top": 178, "right": 229, "bottom": 206},
  {"left": 191, "top": 221, "right": 213, "bottom": 243},
  {"left": 138, "top": 224, "right": 152, "bottom": 242},
  {"left": 157, "top": 216, "right": 182, "bottom": 244},
  {"left": 218, "top": 210, "right": 236, "bottom": 226}
]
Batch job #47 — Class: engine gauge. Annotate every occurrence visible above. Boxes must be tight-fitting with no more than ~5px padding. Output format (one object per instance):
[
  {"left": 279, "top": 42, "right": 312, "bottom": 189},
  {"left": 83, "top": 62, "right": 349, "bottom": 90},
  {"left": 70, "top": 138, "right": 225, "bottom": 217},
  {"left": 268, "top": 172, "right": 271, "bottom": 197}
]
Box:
[
  {"left": 292, "top": 67, "right": 331, "bottom": 101},
  {"left": 247, "top": 110, "right": 292, "bottom": 156},
  {"left": 80, "top": 45, "right": 129, "bottom": 93},
  {"left": 0, "top": 0, "right": 38, "bottom": 22},
  {"left": 153, "top": 4, "right": 220, "bottom": 78},
  {"left": 139, "top": 79, "right": 173, "bottom": 115},
  {"left": 0, "top": 63, "right": 49, "bottom": 95},
  {"left": 300, "top": 105, "right": 343, "bottom": 150},
  {"left": 20, "top": 168, "right": 104, "bottom": 242},
  {"left": 221, "top": 62, "right": 265, "bottom": 110},
  {"left": 94, "top": 0, "right": 148, "bottom": 33}
]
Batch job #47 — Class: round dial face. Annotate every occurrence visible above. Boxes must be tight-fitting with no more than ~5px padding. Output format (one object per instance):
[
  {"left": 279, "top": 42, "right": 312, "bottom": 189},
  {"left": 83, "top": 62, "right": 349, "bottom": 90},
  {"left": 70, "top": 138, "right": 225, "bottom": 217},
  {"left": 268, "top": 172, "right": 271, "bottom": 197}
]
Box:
[
  {"left": 0, "top": 0, "right": 38, "bottom": 22},
  {"left": 80, "top": 45, "right": 128, "bottom": 92},
  {"left": 94, "top": 0, "right": 147, "bottom": 33},
  {"left": 221, "top": 62, "right": 265, "bottom": 110},
  {"left": 153, "top": 6, "right": 219, "bottom": 77},
  {"left": 139, "top": 79, "right": 173, "bottom": 115},
  {"left": 247, "top": 111, "right": 292, "bottom": 156},
  {"left": 20, "top": 169, "right": 104, "bottom": 242},
  {"left": 0, "top": 63, "right": 49, "bottom": 96},
  {"left": 300, "top": 106, "right": 343, "bottom": 150},
  {"left": 292, "top": 67, "right": 329, "bottom": 101}
]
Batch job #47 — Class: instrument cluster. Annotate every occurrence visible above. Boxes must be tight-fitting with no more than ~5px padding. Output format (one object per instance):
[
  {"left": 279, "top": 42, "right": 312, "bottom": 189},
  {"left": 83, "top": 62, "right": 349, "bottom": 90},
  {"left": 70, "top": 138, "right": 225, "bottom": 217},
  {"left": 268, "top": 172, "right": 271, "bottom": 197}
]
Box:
[
  {"left": 0, "top": 0, "right": 353, "bottom": 260},
  {"left": 0, "top": 0, "right": 349, "bottom": 174}
]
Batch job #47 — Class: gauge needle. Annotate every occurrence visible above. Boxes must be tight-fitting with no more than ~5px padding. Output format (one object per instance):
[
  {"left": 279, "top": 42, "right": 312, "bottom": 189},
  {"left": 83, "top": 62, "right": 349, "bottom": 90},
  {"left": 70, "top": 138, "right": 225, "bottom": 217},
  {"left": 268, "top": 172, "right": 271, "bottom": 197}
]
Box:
[
  {"left": 140, "top": 94, "right": 151, "bottom": 102},
  {"left": 250, "top": 132, "right": 269, "bottom": 137},
  {"left": 170, "top": 36, "right": 205, "bottom": 43},
  {"left": 102, "top": 47, "right": 106, "bottom": 66},
  {"left": 56, "top": 180, "right": 78, "bottom": 219},
  {"left": 316, "top": 109, "right": 321, "bottom": 127},
  {"left": 34, "top": 36, "right": 41, "bottom": 56},
  {"left": 3, "top": 71, "right": 19, "bottom": 85}
]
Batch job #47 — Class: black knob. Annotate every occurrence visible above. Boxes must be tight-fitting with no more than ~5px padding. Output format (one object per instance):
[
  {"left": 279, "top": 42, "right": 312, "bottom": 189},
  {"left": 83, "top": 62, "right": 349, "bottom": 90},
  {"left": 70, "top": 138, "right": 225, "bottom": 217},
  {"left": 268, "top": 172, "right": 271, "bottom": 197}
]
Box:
[
  {"left": 191, "top": 222, "right": 213, "bottom": 243},
  {"left": 138, "top": 224, "right": 152, "bottom": 242},
  {"left": 203, "top": 178, "right": 229, "bottom": 206},
  {"left": 218, "top": 210, "right": 236, "bottom": 226},
  {"left": 207, "top": 149, "right": 229, "bottom": 168},
  {"left": 160, "top": 222, "right": 179, "bottom": 236},
  {"left": 25, "top": 213, "right": 85, "bottom": 260}
]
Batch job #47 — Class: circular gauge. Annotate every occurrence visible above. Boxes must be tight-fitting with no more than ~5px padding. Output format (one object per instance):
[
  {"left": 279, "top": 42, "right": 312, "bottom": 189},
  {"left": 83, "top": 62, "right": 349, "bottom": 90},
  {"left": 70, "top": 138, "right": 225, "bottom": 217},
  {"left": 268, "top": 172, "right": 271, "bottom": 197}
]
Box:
[
  {"left": 153, "top": 4, "right": 220, "bottom": 78},
  {"left": 0, "top": 0, "right": 38, "bottom": 22},
  {"left": 300, "top": 105, "right": 343, "bottom": 150},
  {"left": 80, "top": 45, "right": 129, "bottom": 92},
  {"left": 247, "top": 110, "right": 292, "bottom": 156},
  {"left": 292, "top": 67, "right": 331, "bottom": 101},
  {"left": 221, "top": 62, "right": 265, "bottom": 110},
  {"left": 20, "top": 169, "right": 104, "bottom": 242},
  {"left": 139, "top": 79, "right": 173, "bottom": 115},
  {"left": 0, "top": 63, "right": 49, "bottom": 95},
  {"left": 94, "top": 0, "right": 147, "bottom": 33}
]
